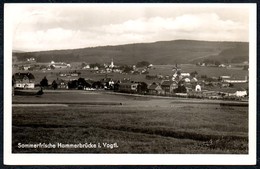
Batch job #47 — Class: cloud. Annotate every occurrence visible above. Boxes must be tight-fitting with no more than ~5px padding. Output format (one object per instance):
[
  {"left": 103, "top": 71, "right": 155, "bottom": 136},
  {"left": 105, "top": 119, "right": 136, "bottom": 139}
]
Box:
[{"left": 7, "top": 4, "right": 249, "bottom": 51}]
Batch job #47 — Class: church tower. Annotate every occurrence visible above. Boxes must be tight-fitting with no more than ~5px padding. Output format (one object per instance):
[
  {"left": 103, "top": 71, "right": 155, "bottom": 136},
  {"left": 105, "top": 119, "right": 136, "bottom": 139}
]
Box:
[{"left": 110, "top": 58, "right": 114, "bottom": 68}]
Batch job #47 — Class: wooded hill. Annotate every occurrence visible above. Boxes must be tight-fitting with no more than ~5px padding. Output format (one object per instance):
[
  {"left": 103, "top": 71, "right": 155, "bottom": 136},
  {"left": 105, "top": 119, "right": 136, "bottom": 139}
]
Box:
[{"left": 13, "top": 40, "right": 249, "bottom": 65}]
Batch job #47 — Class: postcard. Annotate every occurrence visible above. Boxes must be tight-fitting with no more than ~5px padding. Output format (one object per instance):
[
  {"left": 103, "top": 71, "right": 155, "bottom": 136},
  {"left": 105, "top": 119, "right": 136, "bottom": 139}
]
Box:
[{"left": 4, "top": 3, "right": 257, "bottom": 165}]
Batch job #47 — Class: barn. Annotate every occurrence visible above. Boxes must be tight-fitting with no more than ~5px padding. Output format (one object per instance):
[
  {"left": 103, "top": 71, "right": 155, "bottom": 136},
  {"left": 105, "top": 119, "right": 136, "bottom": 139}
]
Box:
[{"left": 118, "top": 83, "right": 138, "bottom": 93}]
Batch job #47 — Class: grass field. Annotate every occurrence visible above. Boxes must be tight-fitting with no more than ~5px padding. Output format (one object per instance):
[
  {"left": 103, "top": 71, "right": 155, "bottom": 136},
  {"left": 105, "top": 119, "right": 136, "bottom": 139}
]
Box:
[{"left": 12, "top": 91, "right": 248, "bottom": 154}]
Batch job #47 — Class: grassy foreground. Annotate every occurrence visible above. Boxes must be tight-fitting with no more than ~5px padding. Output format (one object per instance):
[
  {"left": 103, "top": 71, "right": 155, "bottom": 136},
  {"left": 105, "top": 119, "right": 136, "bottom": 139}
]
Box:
[{"left": 12, "top": 91, "right": 248, "bottom": 154}]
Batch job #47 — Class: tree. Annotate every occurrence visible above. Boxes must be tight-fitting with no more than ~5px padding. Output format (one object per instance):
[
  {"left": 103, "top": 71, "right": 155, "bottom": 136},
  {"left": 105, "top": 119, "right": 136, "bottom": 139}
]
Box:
[
  {"left": 50, "top": 65, "right": 55, "bottom": 70},
  {"left": 243, "top": 65, "right": 249, "bottom": 70},
  {"left": 92, "top": 81, "right": 104, "bottom": 89},
  {"left": 81, "top": 62, "right": 86, "bottom": 68},
  {"left": 214, "top": 60, "right": 221, "bottom": 66},
  {"left": 52, "top": 80, "right": 58, "bottom": 90},
  {"left": 176, "top": 70, "right": 181, "bottom": 76},
  {"left": 40, "top": 65, "right": 46, "bottom": 70},
  {"left": 137, "top": 82, "right": 148, "bottom": 94},
  {"left": 121, "top": 65, "right": 133, "bottom": 73},
  {"left": 113, "top": 81, "right": 120, "bottom": 91},
  {"left": 136, "top": 61, "right": 150, "bottom": 68},
  {"left": 40, "top": 76, "right": 48, "bottom": 87},
  {"left": 78, "top": 78, "right": 91, "bottom": 89},
  {"left": 190, "top": 71, "right": 198, "bottom": 78},
  {"left": 201, "top": 75, "right": 207, "bottom": 79},
  {"left": 89, "top": 63, "right": 104, "bottom": 69},
  {"left": 174, "top": 82, "right": 187, "bottom": 93},
  {"left": 68, "top": 80, "right": 78, "bottom": 89}
]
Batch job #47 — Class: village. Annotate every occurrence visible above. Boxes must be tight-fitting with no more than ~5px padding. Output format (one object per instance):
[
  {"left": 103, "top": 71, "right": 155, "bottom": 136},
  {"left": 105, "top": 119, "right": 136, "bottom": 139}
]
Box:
[{"left": 12, "top": 57, "right": 249, "bottom": 101}]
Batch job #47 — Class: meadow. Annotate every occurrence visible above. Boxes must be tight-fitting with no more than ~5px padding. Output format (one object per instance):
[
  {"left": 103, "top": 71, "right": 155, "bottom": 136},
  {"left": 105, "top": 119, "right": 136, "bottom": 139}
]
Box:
[{"left": 12, "top": 91, "right": 248, "bottom": 154}]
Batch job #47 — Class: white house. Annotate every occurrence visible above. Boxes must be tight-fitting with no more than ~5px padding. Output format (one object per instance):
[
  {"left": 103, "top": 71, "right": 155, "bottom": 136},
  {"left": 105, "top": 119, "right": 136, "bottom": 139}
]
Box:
[
  {"left": 93, "top": 66, "right": 99, "bottom": 70},
  {"left": 181, "top": 73, "right": 190, "bottom": 77},
  {"left": 190, "top": 77, "right": 198, "bottom": 83},
  {"left": 224, "top": 79, "right": 247, "bottom": 83},
  {"left": 219, "top": 64, "right": 226, "bottom": 68},
  {"left": 195, "top": 84, "right": 201, "bottom": 92},
  {"left": 23, "top": 65, "right": 30, "bottom": 70},
  {"left": 235, "top": 88, "right": 247, "bottom": 97},
  {"left": 83, "top": 65, "right": 90, "bottom": 69},
  {"left": 183, "top": 77, "right": 190, "bottom": 83}
]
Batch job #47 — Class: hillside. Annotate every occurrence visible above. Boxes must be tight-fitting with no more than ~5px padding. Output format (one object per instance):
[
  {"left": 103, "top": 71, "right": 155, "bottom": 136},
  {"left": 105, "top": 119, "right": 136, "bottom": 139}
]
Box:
[{"left": 13, "top": 40, "right": 249, "bottom": 65}]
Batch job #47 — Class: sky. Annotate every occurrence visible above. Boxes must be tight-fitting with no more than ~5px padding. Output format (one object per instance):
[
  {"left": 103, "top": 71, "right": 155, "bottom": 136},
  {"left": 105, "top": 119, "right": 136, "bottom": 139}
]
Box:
[{"left": 6, "top": 3, "right": 251, "bottom": 52}]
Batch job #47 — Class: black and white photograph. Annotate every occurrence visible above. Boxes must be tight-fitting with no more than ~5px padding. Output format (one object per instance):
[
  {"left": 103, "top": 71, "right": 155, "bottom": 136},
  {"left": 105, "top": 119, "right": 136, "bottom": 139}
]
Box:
[{"left": 4, "top": 3, "right": 257, "bottom": 165}]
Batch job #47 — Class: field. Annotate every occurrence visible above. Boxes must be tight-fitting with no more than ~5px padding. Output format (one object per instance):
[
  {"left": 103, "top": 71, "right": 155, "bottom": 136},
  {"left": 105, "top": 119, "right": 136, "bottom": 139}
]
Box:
[{"left": 12, "top": 90, "right": 248, "bottom": 154}]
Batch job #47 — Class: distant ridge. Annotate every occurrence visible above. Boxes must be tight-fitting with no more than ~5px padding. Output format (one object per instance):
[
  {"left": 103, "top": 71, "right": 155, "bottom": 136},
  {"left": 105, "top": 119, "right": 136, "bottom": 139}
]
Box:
[
  {"left": 13, "top": 39, "right": 249, "bottom": 65},
  {"left": 12, "top": 50, "right": 26, "bottom": 53}
]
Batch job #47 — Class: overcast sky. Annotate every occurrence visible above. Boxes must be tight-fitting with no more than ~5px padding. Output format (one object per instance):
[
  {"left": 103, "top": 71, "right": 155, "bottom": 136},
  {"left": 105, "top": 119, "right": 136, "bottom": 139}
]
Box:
[{"left": 6, "top": 3, "right": 250, "bottom": 52}]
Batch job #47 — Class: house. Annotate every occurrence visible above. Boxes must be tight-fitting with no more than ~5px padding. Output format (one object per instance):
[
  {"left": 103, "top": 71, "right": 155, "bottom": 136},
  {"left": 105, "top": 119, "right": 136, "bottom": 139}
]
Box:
[
  {"left": 184, "top": 83, "right": 193, "bottom": 91},
  {"left": 223, "top": 79, "right": 248, "bottom": 83},
  {"left": 70, "top": 73, "right": 80, "bottom": 77},
  {"left": 93, "top": 66, "right": 99, "bottom": 70},
  {"left": 222, "top": 76, "right": 248, "bottom": 83},
  {"left": 27, "top": 57, "right": 36, "bottom": 62},
  {"left": 148, "top": 83, "right": 164, "bottom": 95},
  {"left": 51, "top": 62, "right": 68, "bottom": 69},
  {"left": 218, "top": 87, "right": 247, "bottom": 97},
  {"left": 195, "top": 84, "right": 202, "bottom": 92},
  {"left": 235, "top": 87, "right": 247, "bottom": 97},
  {"left": 183, "top": 77, "right": 190, "bottom": 83},
  {"left": 69, "top": 71, "right": 81, "bottom": 77},
  {"left": 59, "top": 73, "right": 67, "bottom": 77},
  {"left": 221, "top": 82, "right": 230, "bottom": 87},
  {"left": 181, "top": 73, "right": 190, "bottom": 77},
  {"left": 148, "top": 64, "right": 153, "bottom": 68},
  {"left": 220, "top": 76, "right": 231, "bottom": 79},
  {"left": 12, "top": 72, "right": 35, "bottom": 89},
  {"left": 56, "top": 78, "right": 67, "bottom": 89},
  {"left": 101, "top": 78, "right": 115, "bottom": 89},
  {"left": 190, "top": 77, "right": 198, "bottom": 83},
  {"left": 161, "top": 80, "right": 178, "bottom": 94},
  {"left": 118, "top": 83, "right": 138, "bottom": 93},
  {"left": 83, "top": 65, "right": 90, "bottom": 69},
  {"left": 172, "top": 69, "right": 181, "bottom": 78},
  {"left": 201, "top": 91, "right": 220, "bottom": 98},
  {"left": 219, "top": 64, "right": 226, "bottom": 68},
  {"left": 23, "top": 65, "right": 31, "bottom": 70}
]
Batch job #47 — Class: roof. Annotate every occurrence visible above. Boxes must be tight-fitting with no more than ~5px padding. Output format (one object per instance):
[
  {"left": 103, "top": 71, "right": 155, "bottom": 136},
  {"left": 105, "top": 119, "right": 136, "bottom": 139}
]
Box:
[
  {"left": 56, "top": 79, "right": 66, "bottom": 84},
  {"left": 119, "top": 82, "right": 138, "bottom": 86},
  {"left": 148, "top": 83, "right": 161, "bottom": 90},
  {"left": 190, "top": 77, "right": 198, "bottom": 82},
  {"left": 236, "top": 87, "right": 247, "bottom": 91},
  {"left": 101, "top": 78, "right": 113, "bottom": 83},
  {"left": 232, "top": 83, "right": 248, "bottom": 90},
  {"left": 12, "top": 73, "right": 35, "bottom": 81},
  {"left": 161, "top": 80, "right": 177, "bottom": 86},
  {"left": 53, "top": 63, "right": 67, "bottom": 66}
]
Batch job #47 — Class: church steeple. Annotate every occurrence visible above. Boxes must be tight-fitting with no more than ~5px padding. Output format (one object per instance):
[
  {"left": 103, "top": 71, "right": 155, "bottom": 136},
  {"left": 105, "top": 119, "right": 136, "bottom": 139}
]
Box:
[{"left": 110, "top": 58, "right": 114, "bottom": 68}]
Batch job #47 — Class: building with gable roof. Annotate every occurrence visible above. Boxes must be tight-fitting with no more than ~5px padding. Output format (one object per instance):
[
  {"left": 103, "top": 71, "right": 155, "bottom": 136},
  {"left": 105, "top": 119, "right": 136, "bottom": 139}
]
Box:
[
  {"left": 12, "top": 72, "right": 35, "bottom": 89},
  {"left": 161, "top": 80, "right": 178, "bottom": 94},
  {"left": 148, "top": 83, "right": 164, "bottom": 95}
]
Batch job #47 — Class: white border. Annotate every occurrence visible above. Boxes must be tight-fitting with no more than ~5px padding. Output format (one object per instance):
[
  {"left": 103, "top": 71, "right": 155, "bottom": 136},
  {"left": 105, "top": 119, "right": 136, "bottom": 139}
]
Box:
[{"left": 4, "top": 3, "right": 257, "bottom": 165}]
